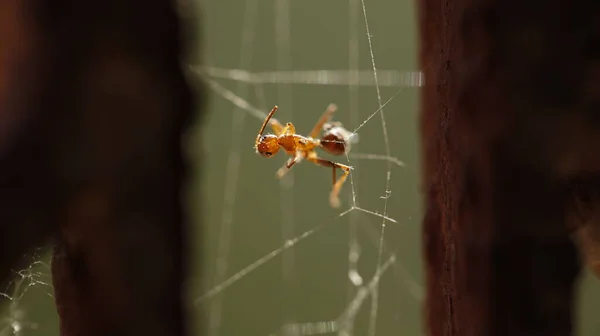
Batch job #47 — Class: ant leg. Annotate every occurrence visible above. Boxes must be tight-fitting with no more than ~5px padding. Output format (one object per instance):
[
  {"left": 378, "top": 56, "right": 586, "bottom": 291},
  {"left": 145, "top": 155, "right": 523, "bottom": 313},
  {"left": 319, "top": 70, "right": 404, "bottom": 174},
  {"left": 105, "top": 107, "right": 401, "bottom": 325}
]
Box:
[
  {"left": 269, "top": 118, "right": 285, "bottom": 135},
  {"left": 330, "top": 165, "right": 351, "bottom": 208},
  {"left": 280, "top": 122, "right": 296, "bottom": 136},
  {"left": 276, "top": 153, "right": 303, "bottom": 179},
  {"left": 306, "top": 154, "right": 352, "bottom": 208},
  {"left": 309, "top": 104, "right": 337, "bottom": 139}
]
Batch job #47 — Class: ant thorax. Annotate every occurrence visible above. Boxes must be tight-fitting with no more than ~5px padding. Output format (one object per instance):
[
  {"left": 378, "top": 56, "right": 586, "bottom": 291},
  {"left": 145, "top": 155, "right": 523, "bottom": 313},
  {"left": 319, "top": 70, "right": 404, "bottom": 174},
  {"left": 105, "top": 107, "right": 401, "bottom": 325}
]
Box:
[
  {"left": 277, "top": 134, "right": 297, "bottom": 152},
  {"left": 278, "top": 134, "right": 319, "bottom": 154}
]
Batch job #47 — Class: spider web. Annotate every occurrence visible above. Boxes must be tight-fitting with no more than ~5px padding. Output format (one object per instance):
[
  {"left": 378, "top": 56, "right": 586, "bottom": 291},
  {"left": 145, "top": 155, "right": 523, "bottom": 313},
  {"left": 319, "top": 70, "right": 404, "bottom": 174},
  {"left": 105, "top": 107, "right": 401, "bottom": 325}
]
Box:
[
  {"left": 187, "top": 0, "right": 600, "bottom": 334},
  {"left": 0, "top": 252, "right": 55, "bottom": 336},
  {"left": 190, "top": 0, "right": 423, "bottom": 336}
]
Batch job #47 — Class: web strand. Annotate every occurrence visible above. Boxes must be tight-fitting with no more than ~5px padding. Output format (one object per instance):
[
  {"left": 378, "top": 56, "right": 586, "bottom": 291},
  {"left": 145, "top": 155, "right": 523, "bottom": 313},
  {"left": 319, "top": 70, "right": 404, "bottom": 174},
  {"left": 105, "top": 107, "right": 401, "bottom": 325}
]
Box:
[
  {"left": 338, "top": 254, "right": 396, "bottom": 336},
  {"left": 272, "top": 321, "right": 339, "bottom": 336},
  {"left": 275, "top": 0, "right": 296, "bottom": 326},
  {"left": 207, "top": 1, "right": 259, "bottom": 335},
  {"left": 339, "top": 206, "right": 397, "bottom": 223},
  {"left": 356, "top": 214, "right": 423, "bottom": 301},
  {"left": 195, "top": 225, "right": 324, "bottom": 303},
  {"left": 359, "top": 1, "right": 391, "bottom": 335},
  {"left": 270, "top": 254, "right": 396, "bottom": 336},
  {"left": 347, "top": 0, "right": 363, "bottom": 300},
  {"left": 350, "top": 88, "right": 402, "bottom": 135},
  {"left": 198, "top": 66, "right": 424, "bottom": 88},
  {"left": 202, "top": 75, "right": 267, "bottom": 120}
]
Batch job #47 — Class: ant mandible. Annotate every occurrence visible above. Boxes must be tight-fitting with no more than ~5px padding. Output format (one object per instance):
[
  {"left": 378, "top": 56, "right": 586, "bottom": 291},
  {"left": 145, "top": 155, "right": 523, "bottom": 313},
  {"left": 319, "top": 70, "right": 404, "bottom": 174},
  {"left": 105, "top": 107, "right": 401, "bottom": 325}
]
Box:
[{"left": 254, "top": 104, "right": 356, "bottom": 208}]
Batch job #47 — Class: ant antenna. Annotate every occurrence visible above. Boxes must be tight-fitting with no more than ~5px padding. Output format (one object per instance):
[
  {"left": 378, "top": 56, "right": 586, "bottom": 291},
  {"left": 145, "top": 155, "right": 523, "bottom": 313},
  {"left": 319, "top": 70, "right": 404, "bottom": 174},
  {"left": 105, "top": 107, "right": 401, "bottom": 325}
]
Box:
[{"left": 255, "top": 105, "right": 279, "bottom": 146}]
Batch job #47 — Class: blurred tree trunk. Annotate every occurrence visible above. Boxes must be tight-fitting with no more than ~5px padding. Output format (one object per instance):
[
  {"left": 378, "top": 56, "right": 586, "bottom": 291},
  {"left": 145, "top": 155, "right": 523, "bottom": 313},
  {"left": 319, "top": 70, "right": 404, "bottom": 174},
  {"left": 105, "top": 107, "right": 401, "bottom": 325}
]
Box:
[
  {"left": 417, "top": 0, "right": 600, "bottom": 335},
  {"left": 0, "top": 0, "right": 201, "bottom": 335}
]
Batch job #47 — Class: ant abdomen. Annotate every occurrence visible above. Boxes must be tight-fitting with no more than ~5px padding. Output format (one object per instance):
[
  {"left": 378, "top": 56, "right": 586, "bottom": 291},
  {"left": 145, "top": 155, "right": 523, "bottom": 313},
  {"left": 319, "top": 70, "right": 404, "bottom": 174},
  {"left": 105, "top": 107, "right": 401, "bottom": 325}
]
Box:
[
  {"left": 321, "top": 122, "right": 355, "bottom": 155},
  {"left": 321, "top": 133, "right": 346, "bottom": 155}
]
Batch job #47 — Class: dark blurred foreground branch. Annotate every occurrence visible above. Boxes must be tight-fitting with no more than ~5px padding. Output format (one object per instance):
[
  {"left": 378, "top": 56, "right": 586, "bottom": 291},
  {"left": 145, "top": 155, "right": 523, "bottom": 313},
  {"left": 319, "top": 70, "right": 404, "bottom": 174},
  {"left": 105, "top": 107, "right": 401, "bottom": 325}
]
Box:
[
  {"left": 0, "top": 0, "right": 201, "bottom": 335},
  {"left": 417, "top": 0, "right": 600, "bottom": 335}
]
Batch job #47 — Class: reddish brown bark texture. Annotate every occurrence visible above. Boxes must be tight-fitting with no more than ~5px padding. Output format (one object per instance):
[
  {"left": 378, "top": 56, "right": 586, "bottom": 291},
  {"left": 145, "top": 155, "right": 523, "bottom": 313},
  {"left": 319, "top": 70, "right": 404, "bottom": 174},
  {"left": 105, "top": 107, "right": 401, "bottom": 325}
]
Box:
[
  {"left": 418, "top": 0, "right": 600, "bottom": 335},
  {"left": 0, "top": 0, "right": 198, "bottom": 335}
]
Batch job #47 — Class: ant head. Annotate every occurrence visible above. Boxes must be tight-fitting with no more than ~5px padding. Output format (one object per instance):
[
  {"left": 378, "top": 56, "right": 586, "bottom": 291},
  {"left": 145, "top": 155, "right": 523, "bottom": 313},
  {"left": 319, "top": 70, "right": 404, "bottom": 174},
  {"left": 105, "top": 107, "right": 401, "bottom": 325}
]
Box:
[{"left": 256, "top": 134, "right": 280, "bottom": 158}]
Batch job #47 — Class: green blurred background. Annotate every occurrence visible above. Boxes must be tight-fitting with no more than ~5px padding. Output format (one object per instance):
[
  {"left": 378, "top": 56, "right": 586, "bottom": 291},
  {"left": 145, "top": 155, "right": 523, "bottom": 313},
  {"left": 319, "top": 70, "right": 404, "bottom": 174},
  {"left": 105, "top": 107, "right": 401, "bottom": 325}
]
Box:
[{"left": 3, "top": 0, "right": 600, "bottom": 335}]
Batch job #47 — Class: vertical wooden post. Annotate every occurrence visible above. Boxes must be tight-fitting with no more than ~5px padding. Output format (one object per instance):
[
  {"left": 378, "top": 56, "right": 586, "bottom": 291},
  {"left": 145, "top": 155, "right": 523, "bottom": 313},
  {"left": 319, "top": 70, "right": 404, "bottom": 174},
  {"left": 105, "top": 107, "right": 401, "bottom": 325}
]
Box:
[
  {"left": 417, "top": 0, "right": 600, "bottom": 334},
  {"left": 0, "top": 1, "right": 200, "bottom": 335}
]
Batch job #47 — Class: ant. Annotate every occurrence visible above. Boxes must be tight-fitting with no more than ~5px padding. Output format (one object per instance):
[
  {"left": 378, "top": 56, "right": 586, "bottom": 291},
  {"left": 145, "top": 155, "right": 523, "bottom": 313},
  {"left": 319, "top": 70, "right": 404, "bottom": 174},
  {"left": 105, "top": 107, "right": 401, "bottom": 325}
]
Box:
[{"left": 255, "top": 104, "right": 356, "bottom": 208}]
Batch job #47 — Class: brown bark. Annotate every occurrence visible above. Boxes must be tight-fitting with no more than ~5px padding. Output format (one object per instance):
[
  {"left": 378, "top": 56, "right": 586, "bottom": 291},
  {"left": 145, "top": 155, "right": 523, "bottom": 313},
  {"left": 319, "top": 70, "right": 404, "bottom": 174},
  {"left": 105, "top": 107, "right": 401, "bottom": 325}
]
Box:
[
  {"left": 0, "top": 0, "right": 200, "bottom": 335},
  {"left": 418, "top": 0, "right": 600, "bottom": 335}
]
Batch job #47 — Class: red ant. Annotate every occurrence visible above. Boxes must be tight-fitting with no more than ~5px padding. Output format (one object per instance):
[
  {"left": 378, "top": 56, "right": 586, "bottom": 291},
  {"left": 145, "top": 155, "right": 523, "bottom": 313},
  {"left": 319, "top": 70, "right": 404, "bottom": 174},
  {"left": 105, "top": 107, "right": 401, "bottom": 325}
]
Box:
[{"left": 254, "top": 104, "right": 356, "bottom": 208}]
